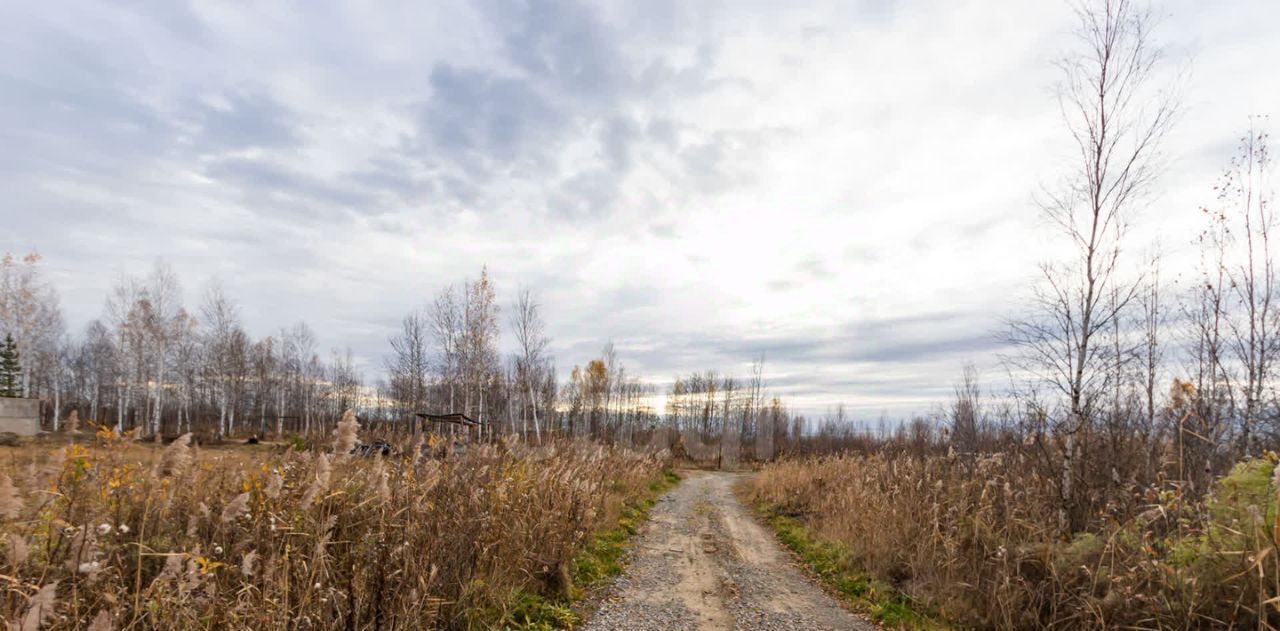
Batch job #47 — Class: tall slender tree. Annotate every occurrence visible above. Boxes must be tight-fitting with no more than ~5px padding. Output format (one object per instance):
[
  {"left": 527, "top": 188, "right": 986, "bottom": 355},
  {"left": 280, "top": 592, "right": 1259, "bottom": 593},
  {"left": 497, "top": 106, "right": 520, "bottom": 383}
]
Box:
[
  {"left": 511, "top": 288, "right": 550, "bottom": 443},
  {"left": 1219, "top": 125, "right": 1274, "bottom": 453},
  {"left": 388, "top": 309, "right": 431, "bottom": 421},
  {"left": 1006, "top": 0, "right": 1176, "bottom": 532}
]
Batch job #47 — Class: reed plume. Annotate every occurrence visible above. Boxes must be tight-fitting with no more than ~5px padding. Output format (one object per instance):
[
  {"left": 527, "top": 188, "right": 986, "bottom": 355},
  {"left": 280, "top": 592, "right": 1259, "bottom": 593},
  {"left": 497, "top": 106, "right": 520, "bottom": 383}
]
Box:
[
  {"left": 159, "top": 433, "right": 193, "bottom": 477},
  {"left": 332, "top": 409, "right": 360, "bottom": 456}
]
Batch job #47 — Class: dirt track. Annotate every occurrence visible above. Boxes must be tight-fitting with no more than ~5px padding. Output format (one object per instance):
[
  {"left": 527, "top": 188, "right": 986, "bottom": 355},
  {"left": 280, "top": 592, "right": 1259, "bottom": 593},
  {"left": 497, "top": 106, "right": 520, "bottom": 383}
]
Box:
[{"left": 581, "top": 470, "right": 874, "bottom": 631}]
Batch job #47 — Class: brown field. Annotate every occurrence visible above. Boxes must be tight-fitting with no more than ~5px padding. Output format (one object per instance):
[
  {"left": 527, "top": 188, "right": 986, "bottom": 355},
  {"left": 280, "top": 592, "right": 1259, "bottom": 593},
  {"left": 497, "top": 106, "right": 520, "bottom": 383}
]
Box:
[
  {"left": 0, "top": 427, "right": 670, "bottom": 630},
  {"left": 746, "top": 452, "right": 1280, "bottom": 628}
]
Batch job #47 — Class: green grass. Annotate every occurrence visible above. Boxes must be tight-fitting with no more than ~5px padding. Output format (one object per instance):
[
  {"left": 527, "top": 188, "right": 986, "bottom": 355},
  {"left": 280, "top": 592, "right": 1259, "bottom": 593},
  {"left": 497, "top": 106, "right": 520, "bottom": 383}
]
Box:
[
  {"left": 754, "top": 504, "right": 947, "bottom": 630},
  {"left": 573, "top": 469, "right": 682, "bottom": 588},
  {"left": 483, "top": 469, "right": 682, "bottom": 630},
  {"left": 494, "top": 592, "right": 580, "bottom": 631}
]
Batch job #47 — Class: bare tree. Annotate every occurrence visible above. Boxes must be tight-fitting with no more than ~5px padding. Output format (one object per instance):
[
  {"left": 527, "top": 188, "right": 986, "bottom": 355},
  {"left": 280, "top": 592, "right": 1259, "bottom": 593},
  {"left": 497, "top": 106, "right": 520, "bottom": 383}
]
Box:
[
  {"left": 201, "top": 282, "right": 241, "bottom": 437},
  {"left": 303, "top": 349, "right": 323, "bottom": 435},
  {"left": 1007, "top": 0, "right": 1175, "bottom": 532},
  {"left": 80, "top": 320, "right": 116, "bottom": 423},
  {"left": 719, "top": 376, "right": 740, "bottom": 470},
  {"left": 252, "top": 336, "right": 276, "bottom": 438},
  {"left": 104, "top": 274, "right": 144, "bottom": 432},
  {"left": 463, "top": 268, "right": 500, "bottom": 430},
  {"left": 0, "top": 253, "right": 65, "bottom": 411},
  {"left": 602, "top": 342, "right": 618, "bottom": 438},
  {"left": 951, "top": 364, "right": 981, "bottom": 460},
  {"left": 511, "top": 288, "right": 550, "bottom": 443},
  {"left": 328, "top": 347, "right": 362, "bottom": 420},
  {"left": 430, "top": 285, "right": 462, "bottom": 414},
  {"left": 171, "top": 312, "right": 199, "bottom": 433},
  {"left": 1136, "top": 251, "right": 1163, "bottom": 478},
  {"left": 1186, "top": 194, "right": 1234, "bottom": 486},
  {"left": 225, "top": 326, "right": 251, "bottom": 433},
  {"left": 749, "top": 357, "right": 772, "bottom": 461},
  {"left": 1219, "top": 124, "right": 1274, "bottom": 453},
  {"left": 283, "top": 321, "right": 319, "bottom": 434},
  {"left": 388, "top": 309, "right": 431, "bottom": 420},
  {"left": 144, "top": 262, "right": 182, "bottom": 435}
]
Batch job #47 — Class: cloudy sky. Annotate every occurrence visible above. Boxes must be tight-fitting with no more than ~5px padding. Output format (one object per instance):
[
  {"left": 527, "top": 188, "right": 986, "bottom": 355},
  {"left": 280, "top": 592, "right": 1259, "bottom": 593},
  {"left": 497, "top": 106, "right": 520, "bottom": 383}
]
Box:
[{"left": 2, "top": 0, "right": 1277, "bottom": 418}]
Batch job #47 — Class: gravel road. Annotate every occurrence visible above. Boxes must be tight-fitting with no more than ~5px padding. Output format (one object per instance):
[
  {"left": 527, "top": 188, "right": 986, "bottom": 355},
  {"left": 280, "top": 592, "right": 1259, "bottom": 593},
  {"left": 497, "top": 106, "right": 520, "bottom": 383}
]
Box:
[{"left": 580, "top": 470, "right": 874, "bottom": 631}]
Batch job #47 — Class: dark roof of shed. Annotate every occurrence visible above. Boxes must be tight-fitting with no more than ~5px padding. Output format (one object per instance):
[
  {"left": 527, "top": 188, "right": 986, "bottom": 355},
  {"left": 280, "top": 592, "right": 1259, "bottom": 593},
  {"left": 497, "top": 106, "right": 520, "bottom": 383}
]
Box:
[{"left": 414, "top": 412, "right": 481, "bottom": 426}]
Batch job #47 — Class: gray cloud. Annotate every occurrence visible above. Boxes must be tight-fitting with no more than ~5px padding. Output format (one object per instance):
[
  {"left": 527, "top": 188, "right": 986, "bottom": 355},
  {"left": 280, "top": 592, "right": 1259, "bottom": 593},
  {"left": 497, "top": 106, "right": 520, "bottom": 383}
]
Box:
[
  {"left": 490, "top": 0, "right": 626, "bottom": 97},
  {"left": 390, "top": 0, "right": 768, "bottom": 218},
  {"left": 0, "top": 29, "right": 173, "bottom": 177},
  {"left": 199, "top": 158, "right": 381, "bottom": 220},
  {"left": 186, "top": 89, "right": 302, "bottom": 152},
  {"left": 392, "top": 0, "right": 656, "bottom": 218},
  {"left": 416, "top": 64, "right": 566, "bottom": 173}
]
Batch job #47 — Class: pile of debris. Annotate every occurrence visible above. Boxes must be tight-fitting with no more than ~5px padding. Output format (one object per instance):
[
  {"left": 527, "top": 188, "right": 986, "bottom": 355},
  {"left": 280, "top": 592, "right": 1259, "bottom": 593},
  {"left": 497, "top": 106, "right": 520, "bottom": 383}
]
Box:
[{"left": 351, "top": 439, "right": 392, "bottom": 457}]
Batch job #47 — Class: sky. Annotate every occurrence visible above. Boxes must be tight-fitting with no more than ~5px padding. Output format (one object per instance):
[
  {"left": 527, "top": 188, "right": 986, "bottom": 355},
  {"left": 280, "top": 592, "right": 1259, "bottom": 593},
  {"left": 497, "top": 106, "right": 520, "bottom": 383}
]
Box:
[{"left": 1, "top": 0, "right": 1277, "bottom": 418}]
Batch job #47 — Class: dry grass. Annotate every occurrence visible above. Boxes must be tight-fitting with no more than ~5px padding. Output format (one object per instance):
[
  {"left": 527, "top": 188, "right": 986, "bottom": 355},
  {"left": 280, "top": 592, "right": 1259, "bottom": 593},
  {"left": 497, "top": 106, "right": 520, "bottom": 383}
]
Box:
[
  {"left": 747, "top": 452, "right": 1280, "bottom": 629},
  {"left": 0, "top": 427, "right": 669, "bottom": 630}
]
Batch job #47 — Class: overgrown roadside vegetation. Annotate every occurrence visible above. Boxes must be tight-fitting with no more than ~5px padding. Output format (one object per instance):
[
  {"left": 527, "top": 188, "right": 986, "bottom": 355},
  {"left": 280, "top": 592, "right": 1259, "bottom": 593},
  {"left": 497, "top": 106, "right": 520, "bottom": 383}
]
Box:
[
  {"left": 739, "top": 483, "right": 943, "bottom": 629},
  {"left": 497, "top": 469, "right": 681, "bottom": 630},
  {"left": 0, "top": 418, "right": 676, "bottom": 630},
  {"left": 746, "top": 453, "right": 1280, "bottom": 629}
]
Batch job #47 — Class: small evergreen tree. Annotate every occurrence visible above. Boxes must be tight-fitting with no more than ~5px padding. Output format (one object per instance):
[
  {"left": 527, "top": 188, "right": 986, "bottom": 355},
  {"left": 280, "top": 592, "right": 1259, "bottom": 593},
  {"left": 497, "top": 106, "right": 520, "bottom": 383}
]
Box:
[{"left": 0, "top": 335, "right": 21, "bottom": 398}]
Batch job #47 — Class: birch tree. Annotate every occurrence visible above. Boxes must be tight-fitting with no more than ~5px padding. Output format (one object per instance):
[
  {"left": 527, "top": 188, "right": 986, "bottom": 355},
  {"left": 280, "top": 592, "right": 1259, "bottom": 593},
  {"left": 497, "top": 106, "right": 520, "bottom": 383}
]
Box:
[
  {"left": 144, "top": 262, "right": 182, "bottom": 435},
  {"left": 201, "top": 283, "right": 241, "bottom": 437},
  {"left": 388, "top": 309, "right": 430, "bottom": 418},
  {"left": 511, "top": 288, "right": 550, "bottom": 443},
  {"left": 1219, "top": 125, "right": 1274, "bottom": 453},
  {"left": 0, "top": 252, "right": 64, "bottom": 402},
  {"left": 463, "top": 268, "right": 499, "bottom": 428},
  {"left": 105, "top": 275, "right": 144, "bottom": 432},
  {"left": 431, "top": 285, "right": 462, "bottom": 414},
  {"left": 1006, "top": 0, "right": 1175, "bottom": 532}
]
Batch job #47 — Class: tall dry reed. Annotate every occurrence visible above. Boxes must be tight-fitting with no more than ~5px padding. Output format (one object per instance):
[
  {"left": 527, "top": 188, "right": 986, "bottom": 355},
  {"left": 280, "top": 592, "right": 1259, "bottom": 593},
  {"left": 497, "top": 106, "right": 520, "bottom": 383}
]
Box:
[
  {"left": 748, "top": 452, "right": 1280, "bottom": 628},
  {"left": 0, "top": 432, "right": 667, "bottom": 629}
]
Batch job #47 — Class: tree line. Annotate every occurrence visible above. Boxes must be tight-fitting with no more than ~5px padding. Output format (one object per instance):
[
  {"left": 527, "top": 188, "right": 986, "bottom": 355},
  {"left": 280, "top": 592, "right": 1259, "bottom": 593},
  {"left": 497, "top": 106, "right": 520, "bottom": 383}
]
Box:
[
  {"left": 0, "top": 255, "right": 368, "bottom": 437},
  {"left": 0, "top": 258, "right": 801, "bottom": 449}
]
